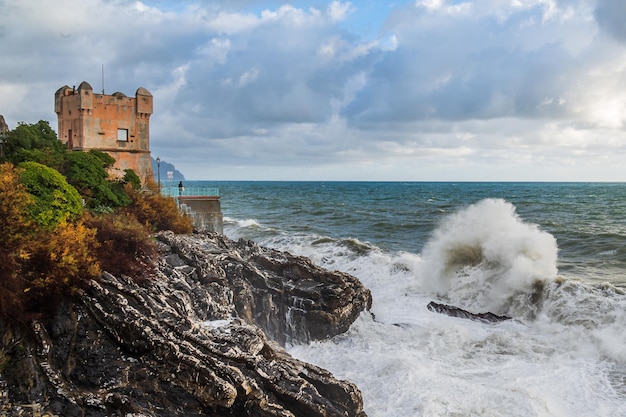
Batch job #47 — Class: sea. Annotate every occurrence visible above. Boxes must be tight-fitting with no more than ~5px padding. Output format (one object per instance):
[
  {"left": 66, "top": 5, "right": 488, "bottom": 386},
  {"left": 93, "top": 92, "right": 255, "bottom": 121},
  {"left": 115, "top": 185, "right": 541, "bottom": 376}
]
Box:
[{"left": 190, "top": 181, "right": 626, "bottom": 417}]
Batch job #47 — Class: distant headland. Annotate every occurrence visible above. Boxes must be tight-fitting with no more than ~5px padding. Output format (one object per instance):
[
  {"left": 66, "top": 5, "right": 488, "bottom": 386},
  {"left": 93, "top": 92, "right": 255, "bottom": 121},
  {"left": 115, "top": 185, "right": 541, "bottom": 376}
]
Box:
[{"left": 151, "top": 157, "right": 185, "bottom": 181}]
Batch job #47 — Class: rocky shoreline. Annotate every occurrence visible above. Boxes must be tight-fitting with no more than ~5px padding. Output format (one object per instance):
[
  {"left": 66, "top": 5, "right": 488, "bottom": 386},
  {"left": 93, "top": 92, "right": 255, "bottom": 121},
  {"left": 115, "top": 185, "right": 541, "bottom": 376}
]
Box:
[{"left": 0, "top": 232, "right": 372, "bottom": 416}]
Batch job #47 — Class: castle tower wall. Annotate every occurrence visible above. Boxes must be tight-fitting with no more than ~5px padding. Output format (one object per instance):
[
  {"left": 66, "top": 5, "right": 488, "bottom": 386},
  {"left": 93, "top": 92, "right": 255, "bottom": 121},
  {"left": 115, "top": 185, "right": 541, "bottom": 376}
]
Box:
[{"left": 55, "top": 82, "right": 154, "bottom": 181}]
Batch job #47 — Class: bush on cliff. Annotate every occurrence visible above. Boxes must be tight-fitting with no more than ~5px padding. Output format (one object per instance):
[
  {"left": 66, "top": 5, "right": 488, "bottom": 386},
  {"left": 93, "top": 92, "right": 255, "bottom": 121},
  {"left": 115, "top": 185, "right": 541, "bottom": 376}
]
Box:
[
  {"left": 0, "top": 161, "right": 155, "bottom": 320},
  {"left": 0, "top": 163, "right": 101, "bottom": 320},
  {"left": 83, "top": 212, "right": 158, "bottom": 281},
  {"left": 18, "top": 161, "right": 83, "bottom": 229},
  {"left": 123, "top": 179, "right": 194, "bottom": 234},
  {"left": 0, "top": 163, "right": 36, "bottom": 320},
  {"left": 20, "top": 220, "right": 101, "bottom": 316},
  {"left": 0, "top": 168, "right": 188, "bottom": 321},
  {"left": 1, "top": 121, "right": 134, "bottom": 211},
  {"left": 64, "top": 150, "right": 131, "bottom": 209},
  {"left": 0, "top": 119, "right": 195, "bottom": 321},
  {"left": 122, "top": 168, "right": 142, "bottom": 190},
  {"left": 1, "top": 120, "right": 65, "bottom": 170}
]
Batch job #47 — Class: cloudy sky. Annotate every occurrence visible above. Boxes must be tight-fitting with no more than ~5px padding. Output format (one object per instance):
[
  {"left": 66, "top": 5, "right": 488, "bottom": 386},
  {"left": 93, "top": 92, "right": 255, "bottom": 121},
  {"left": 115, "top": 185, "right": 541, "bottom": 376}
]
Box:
[{"left": 1, "top": 0, "right": 626, "bottom": 181}]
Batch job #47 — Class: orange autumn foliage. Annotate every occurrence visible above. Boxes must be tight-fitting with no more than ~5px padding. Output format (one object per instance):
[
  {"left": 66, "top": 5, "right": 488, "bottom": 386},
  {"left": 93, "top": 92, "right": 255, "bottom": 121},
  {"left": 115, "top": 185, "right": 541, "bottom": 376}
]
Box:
[
  {"left": 0, "top": 162, "right": 194, "bottom": 322},
  {"left": 0, "top": 163, "right": 102, "bottom": 320},
  {"left": 0, "top": 163, "right": 35, "bottom": 319},
  {"left": 122, "top": 179, "right": 193, "bottom": 234},
  {"left": 83, "top": 213, "right": 158, "bottom": 282},
  {"left": 21, "top": 221, "right": 101, "bottom": 316}
]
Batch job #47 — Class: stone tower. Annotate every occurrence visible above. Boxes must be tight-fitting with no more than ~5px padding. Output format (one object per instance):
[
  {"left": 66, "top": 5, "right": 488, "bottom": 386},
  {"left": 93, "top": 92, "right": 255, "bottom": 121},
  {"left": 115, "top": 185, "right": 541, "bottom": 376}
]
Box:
[{"left": 55, "top": 81, "right": 154, "bottom": 181}]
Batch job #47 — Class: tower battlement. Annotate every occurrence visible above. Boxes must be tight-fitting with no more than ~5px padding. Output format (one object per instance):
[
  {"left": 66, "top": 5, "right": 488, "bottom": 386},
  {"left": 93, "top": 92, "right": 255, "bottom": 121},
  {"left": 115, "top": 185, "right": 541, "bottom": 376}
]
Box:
[{"left": 55, "top": 82, "right": 154, "bottom": 181}]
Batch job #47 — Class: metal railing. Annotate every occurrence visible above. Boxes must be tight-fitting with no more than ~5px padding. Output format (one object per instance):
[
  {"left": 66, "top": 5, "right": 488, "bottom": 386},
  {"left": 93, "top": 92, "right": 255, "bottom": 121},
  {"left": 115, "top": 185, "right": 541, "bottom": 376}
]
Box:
[{"left": 159, "top": 186, "right": 219, "bottom": 198}]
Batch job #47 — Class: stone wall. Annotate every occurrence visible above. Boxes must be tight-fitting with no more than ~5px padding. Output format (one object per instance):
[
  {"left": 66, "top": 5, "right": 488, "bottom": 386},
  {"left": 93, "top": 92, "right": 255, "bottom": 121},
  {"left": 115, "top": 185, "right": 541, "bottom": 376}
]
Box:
[{"left": 179, "top": 196, "right": 224, "bottom": 233}]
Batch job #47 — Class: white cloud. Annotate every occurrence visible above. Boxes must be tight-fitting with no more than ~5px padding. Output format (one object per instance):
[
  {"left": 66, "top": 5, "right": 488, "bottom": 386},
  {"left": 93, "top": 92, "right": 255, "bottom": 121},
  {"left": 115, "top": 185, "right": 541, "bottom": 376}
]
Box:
[
  {"left": 327, "top": 1, "right": 353, "bottom": 22},
  {"left": 198, "top": 38, "right": 231, "bottom": 64},
  {"left": 153, "top": 64, "right": 189, "bottom": 101},
  {"left": 331, "top": 71, "right": 367, "bottom": 115},
  {"left": 379, "top": 34, "right": 398, "bottom": 51},
  {"left": 416, "top": 0, "right": 444, "bottom": 11},
  {"left": 203, "top": 10, "right": 260, "bottom": 33},
  {"left": 1, "top": 0, "right": 626, "bottom": 180},
  {"left": 238, "top": 67, "right": 260, "bottom": 87},
  {"left": 260, "top": 4, "right": 322, "bottom": 26}
]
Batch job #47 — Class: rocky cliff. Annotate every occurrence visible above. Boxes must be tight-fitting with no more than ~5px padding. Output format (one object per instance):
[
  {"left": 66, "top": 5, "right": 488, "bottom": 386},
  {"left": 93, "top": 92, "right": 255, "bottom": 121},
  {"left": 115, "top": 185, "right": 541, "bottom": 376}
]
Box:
[
  {"left": 0, "top": 232, "right": 372, "bottom": 416},
  {"left": 0, "top": 114, "right": 8, "bottom": 134}
]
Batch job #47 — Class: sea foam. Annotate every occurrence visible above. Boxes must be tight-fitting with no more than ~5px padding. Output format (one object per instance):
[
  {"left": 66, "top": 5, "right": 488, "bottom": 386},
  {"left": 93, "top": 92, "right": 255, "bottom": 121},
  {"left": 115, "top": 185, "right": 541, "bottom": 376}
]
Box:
[
  {"left": 417, "top": 198, "right": 559, "bottom": 317},
  {"left": 222, "top": 185, "right": 626, "bottom": 417}
]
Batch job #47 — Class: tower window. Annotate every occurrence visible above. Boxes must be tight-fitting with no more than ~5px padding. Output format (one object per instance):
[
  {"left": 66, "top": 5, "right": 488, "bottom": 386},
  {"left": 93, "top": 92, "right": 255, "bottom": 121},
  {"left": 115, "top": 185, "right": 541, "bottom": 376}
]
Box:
[{"left": 117, "top": 128, "right": 128, "bottom": 141}]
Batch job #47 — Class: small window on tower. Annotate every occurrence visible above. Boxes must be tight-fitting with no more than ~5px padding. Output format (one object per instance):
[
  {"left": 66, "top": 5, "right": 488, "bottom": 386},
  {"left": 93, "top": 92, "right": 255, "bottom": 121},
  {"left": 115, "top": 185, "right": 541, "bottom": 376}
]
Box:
[{"left": 117, "top": 128, "right": 128, "bottom": 141}]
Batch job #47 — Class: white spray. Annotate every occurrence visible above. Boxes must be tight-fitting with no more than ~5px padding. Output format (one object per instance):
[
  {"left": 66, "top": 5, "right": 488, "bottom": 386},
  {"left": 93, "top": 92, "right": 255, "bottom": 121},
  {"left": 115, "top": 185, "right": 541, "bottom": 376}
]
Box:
[{"left": 417, "top": 198, "right": 559, "bottom": 316}]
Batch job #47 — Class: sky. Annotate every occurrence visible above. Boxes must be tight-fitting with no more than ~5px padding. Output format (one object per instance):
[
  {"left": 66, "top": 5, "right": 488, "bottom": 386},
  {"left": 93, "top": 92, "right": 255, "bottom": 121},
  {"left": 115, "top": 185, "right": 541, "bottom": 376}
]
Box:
[{"left": 1, "top": 0, "right": 626, "bottom": 181}]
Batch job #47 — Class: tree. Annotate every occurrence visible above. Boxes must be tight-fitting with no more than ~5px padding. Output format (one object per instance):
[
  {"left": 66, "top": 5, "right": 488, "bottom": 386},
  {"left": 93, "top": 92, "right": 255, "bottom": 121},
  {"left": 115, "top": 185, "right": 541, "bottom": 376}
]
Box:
[
  {"left": 2, "top": 121, "right": 65, "bottom": 168},
  {"left": 88, "top": 149, "right": 116, "bottom": 168},
  {"left": 122, "top": 169, "right": 142, "bottom": 190},
  {"left": 63, "top": 151, "right": 130, "bottom": 208}
]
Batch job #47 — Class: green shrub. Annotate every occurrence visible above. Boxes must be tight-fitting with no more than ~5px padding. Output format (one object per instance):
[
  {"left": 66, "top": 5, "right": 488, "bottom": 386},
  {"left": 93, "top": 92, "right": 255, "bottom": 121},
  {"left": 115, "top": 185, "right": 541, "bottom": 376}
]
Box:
[
  {"left": 64, "top": 151, "right": 128, "bottom": 208},
  {"left": 88, "top": 150, "right": 116, "bottom": 168},
  {"left": 18, "top": 161, "right": 83, "bottom": 229},
  {"left": 2, "top": 120, "right": 66, "bottom": 169},
  {"left": 123, "top": 169, "right": 142, "bottom": 190},
  {"left": 0, "top": 163, "right": 100, "bottom": 321},
  {"left": 3, "top": 120, "right": 64, "bottom": 157},
  {"left": 0, "top": 120, "right": 173, "bottom": 322}
]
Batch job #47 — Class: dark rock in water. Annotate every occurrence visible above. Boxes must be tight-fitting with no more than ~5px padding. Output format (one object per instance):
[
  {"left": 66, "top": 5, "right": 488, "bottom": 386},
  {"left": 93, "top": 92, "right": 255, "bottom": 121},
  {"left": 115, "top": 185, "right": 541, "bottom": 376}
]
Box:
[
  {"left": 427, "top": 301, "right": 512, "bottom": 323},
  {"left": 0, "top": 232, "right": 370, "bottom": 417}
]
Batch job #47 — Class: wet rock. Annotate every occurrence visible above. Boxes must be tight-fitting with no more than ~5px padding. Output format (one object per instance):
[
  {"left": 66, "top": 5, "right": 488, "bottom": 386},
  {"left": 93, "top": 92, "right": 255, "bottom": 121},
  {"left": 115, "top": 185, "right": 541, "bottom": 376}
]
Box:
[
  {"left": 0, "top": 232, "right": 370, "bottom": 417},
  {"left": 427, "top": 301, "right": 512, "bottom": 323}
]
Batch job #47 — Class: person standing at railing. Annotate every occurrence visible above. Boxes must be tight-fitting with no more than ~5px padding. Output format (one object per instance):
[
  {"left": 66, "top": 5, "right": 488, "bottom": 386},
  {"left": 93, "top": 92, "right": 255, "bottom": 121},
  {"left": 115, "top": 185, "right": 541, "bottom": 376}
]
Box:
[{"left": 178, "top": 181, "right": 184, "bottom": 196}]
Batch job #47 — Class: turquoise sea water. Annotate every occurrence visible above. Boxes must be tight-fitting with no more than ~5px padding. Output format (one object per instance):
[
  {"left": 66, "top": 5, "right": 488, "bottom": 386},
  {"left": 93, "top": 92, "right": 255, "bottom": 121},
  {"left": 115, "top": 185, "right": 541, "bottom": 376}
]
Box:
[
  {"left": 187, "top": 181, "right": 626, "bottom": 416},
  {"left": 189, "top": 181, "right": 626, "bottom": 286}
]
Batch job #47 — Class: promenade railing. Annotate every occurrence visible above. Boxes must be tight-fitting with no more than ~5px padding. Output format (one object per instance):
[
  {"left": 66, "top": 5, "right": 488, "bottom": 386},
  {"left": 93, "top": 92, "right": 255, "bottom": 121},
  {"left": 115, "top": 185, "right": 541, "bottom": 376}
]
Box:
[{"left": 159, "top": 186, "right": 219, "bottom": 198}]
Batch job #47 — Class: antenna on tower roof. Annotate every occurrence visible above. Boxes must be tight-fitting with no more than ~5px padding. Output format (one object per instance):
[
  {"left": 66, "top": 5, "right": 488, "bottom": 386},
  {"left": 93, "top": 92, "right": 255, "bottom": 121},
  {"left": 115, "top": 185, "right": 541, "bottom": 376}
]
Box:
[{"left": 101, "top": 64, "right": 105, "bottom": 94}]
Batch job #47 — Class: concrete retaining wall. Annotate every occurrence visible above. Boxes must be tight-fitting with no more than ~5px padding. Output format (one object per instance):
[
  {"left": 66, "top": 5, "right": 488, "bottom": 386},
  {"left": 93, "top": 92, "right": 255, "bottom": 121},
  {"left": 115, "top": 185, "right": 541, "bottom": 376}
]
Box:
[{"left": 178, "top": 196, "right": 223, "bottom": 234}]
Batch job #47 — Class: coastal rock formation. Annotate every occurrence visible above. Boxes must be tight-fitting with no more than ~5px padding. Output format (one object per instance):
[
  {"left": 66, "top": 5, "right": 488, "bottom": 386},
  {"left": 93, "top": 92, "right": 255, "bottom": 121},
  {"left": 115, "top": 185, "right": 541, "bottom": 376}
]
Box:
[
  {"left": 0, "top": 114, "right": 8, "bottom": 134},
  {"left": 427, "top": 301, "right": 512, "bottom": 323},
  {"left": 158, "top": 232, "right": 372, "bottom": 345},
  {"left": 0, "top": 232, "right": 371, "bottom": 416}
]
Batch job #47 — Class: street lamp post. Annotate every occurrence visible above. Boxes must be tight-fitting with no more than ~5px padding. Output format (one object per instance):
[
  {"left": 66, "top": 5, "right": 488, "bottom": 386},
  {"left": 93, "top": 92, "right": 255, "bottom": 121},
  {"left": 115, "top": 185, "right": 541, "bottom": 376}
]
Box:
[{"left": 156, "top": 156, "right": 161, "bottom": 193}]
